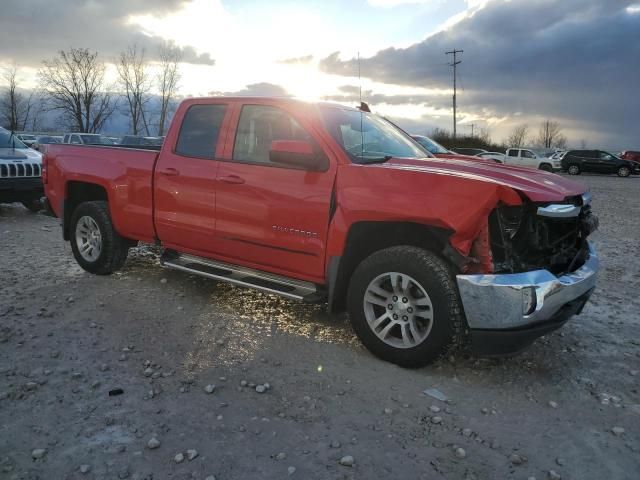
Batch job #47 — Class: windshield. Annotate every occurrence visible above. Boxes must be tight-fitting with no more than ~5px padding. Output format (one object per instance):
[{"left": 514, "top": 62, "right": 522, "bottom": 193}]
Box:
[
  {"left": 320, "top": 106, "right": 428, "bottom": 163},
  {"left": 412, "top": 135, "right": 449, "bottom": 155},
  {"left": 0, "top": 130, "right": 28, "bottom": 149},
  {"left": 81, "top": 135, "right": 111, "bottom": 145}
]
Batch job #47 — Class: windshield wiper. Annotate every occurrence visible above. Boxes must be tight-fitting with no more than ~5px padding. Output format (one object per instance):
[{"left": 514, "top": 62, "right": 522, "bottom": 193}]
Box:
[{"left": 360, "top": 155, "right": 393, "bottom": 164}]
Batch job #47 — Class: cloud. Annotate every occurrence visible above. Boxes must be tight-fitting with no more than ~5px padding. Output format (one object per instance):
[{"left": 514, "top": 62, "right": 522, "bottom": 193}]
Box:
[
  {"left": 278, "top": 55, "right": 314, "bottom": 65},
  {"left": 0, "top": 0, "right": 213, "bottom": 66},
  {"left": 209, "top": 82, "right": 290, "bottom": 97},
  {"left": 320, "top": 0, "right": 640, "bottom": 147}
]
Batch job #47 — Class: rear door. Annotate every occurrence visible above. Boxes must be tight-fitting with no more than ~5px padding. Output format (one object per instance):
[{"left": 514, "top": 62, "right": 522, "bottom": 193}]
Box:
[
  {"left": 214, "top": 101, "right": 337, "bottom": 282},
  {"left": 505, "top": 149, "right": 518, "bottom": 165},
  {"left": 581, "top": 150, "right": 600, "bottom": 172},
  {"left": 154, "top": 101, "right": 231, "bottom": 255}
]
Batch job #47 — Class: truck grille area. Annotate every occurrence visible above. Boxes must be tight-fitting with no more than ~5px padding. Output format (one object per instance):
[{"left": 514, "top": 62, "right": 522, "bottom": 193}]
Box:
[
  {"left": 0, "top": 163, "right": 42, "bottom": 178},
  {"left": 489, "top": 198, "right": 598, "bottom": 276}
]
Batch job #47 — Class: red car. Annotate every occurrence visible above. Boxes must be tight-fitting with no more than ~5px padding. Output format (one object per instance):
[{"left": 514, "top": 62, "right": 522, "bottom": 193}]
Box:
[
  {"left": 620, "top": 150, "right": 640, "bottom": 162},
  {"left": 43, "top": 97, "right": 599, "bottom": 367}
]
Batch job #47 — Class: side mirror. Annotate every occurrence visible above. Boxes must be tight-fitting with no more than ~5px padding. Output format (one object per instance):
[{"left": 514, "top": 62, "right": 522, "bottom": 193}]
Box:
[{"left": 269, "top": 140, "right": 328, "bottom": 171}]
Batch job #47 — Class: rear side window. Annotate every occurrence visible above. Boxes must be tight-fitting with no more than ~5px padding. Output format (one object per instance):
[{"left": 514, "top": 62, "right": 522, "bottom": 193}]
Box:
[
  {"left": 508, "top": 149, "right": 518, "bottom": 157},
  {"left": 175, "top": 104, "right": 227, "bottom": 159}
]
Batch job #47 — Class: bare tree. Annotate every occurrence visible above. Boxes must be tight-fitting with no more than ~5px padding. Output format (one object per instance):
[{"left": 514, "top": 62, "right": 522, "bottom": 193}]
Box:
[
  {"left": 506, "top": 124, "right": 529, "bottom": 147},
  {"left": 536, "top": 120, "right": 567, "bottom": 149},
  {"left": 478, "top": 127, "right": 491, "bottom": 145},
  {"left": 157, "top": 43, "right": 181, "bottom": 136},
  {"left": 0, "top": 66, "right": 35, "bottom": 131},
  {"left": 39, "top": 48, "right": 116, "bottom": 133},
  {"left": 117, "top": 45, "right": 153, "bottom": 136}
]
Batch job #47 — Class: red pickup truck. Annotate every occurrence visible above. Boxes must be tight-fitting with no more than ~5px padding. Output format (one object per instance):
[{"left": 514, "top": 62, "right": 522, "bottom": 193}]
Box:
[{"left": 43, "top": 97, "right": 599, "bottom": 367}]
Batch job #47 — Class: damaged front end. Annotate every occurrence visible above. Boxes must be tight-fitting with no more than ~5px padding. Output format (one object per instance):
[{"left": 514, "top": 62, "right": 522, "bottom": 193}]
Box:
[
  {"left": 455, "top": 192, "right": 599, "bottom": 356},
  {"left": 488, "top": 193, "right": 598, "bottom": 276}
]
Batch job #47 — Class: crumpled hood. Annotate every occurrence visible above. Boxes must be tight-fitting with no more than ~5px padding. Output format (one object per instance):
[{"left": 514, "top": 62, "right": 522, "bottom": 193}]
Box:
[{"left": 379, "top": 157, "right": 585, "bottom": 202}]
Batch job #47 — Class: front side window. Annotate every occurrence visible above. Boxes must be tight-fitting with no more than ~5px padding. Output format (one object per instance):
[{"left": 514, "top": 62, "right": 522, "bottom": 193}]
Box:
[
  {"left": 599, "top": 151, "right": 617, "bottom": 161},
  {"left": 522, "top": 150, "right": 536, "bottom": 159},
  {"left": 70, "top": 135, "right": 81, "bottom": 144},
  {"left": 233, "top": 105, "right": 311, "bottom": 164},
  {"left": 320, "top": 106, "right": 427, "bottom": 163},
  {"left": 176, "top": 104, "right": 227, "bottom": 159}
]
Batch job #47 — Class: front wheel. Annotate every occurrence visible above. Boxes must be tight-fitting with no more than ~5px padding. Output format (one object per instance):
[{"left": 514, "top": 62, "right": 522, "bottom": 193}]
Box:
[
  {"left": 70, "top": 201, "right": 129, "bottom": 275},
  {"left": 617, "top": 166, "right": 631, "bottom": 177},
  {"left": 539, "top": 163, "right": 553, "bottom": 172},
  {"left": 347, "top": 246, "right": 464, "bottom": 368}
]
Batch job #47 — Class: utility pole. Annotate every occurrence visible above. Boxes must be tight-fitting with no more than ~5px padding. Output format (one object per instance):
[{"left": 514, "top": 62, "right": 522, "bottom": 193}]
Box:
[
  {"left": 445, "top": 49, "right": 463, "bottom": 139},
  {"left": 466, "top": 123, "right": 475, "bottom": 137}
]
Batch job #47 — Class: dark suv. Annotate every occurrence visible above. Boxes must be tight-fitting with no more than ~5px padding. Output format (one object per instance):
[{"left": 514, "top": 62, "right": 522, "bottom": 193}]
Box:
[{"left": 561, "top": 150, "right": 639, "bottom": 177}]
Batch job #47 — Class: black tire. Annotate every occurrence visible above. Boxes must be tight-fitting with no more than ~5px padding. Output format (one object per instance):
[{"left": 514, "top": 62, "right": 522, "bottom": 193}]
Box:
[
  {"left": 617, "top": 166, "right": 631, "bottom": 177},
  {"left": 69, "top": 201, "right": 129, "bottom": 275},
  {"left": 539, "top": 163, "right": 553, "bottom": 172},
  {"left": 567, "top": 164, "right": 581, "bottom": 175},
  {"left": 21, "top": 198, "right": 42, "bottom": 213},
  {"left": 347, "top": 246, "right": 464, "bottom": 368}
]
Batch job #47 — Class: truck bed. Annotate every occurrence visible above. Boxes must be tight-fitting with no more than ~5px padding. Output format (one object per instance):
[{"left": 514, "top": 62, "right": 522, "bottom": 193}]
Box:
[{"left": 45, "top": 144, "right": 159, "bottom": 243}]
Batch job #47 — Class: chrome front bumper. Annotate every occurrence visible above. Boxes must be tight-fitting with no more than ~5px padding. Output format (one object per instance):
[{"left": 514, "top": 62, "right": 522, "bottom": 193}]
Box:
[{"left": 456, "top": 243, "right": 598, "bottom": 330}]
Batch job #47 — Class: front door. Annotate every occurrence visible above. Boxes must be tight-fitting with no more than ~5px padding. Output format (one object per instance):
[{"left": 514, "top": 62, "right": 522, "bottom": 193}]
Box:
[
  {"left": 214, "top": 102, "right": 336, "bottom": 282},
  {"left": 154, "top": 102, "right": 230, "bottom": 255}
]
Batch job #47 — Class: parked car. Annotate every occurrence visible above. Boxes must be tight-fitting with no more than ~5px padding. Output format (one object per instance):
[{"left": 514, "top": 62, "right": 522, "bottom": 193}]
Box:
[
  {"left": 33, "top": 135, "right": 61, "bottom": 152},
  {"left": 504, "top": 148, "right": 561, "bottom": 172},
  {"left": 61, "top": 133, "right": 113, "bottom": 145},
  {"left": 620, "top": 150, "right": 640, "bottom": 163},
  {"left": 43, "top": 97, "right": 599, "bottom": 367},
  {"left": 16, "top": 133, "right": 37, "bottom": 148},
  {"left": 411, "top": 135, "right": 485, "bottom": 161},
  {"left": 450, "top": 147, "right": 488, "bottom": 156},
  {"left": 0, "top": 127, "right": 43, "bottom": 211},
  {"left": 119, "top": 135, "right": 164, "bottom": 147},
  {"left": 475, "top": 152, "right": 506, "bottom": 163},
  {"left": 561, "top": 150, "right": 639, "bottom": 177}
]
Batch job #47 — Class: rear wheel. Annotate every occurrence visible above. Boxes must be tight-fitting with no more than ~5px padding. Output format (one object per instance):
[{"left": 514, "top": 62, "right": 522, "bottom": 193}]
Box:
[
  {"left": 617, "top": 166, "right": 631, "bottom": 177},
  {"left": 539, "top": 163, "right": 553, "bottom": 172},
  {"left": 567, "top": 164, "right": 581, "bottom": 175},
  {"left": 70, "top": 201, "right": 129, "bottom": 275},
  {"left": 347, "top": 246, "right": 464, "bottom": 368}
]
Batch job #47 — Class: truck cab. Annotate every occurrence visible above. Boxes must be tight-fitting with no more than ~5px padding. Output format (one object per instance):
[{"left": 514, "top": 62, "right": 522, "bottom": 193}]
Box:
[{"left": 504, "top": 148, "right": 560, "bottom": 172}]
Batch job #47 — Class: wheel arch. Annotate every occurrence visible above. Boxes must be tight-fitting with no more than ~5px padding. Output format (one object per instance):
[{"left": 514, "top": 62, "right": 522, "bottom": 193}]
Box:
[
  {"left": 62, "top": 181, "right": 109, "bottom": 240},
  {"left": 327, "top": 221, "right": 458, "bottom": 313}
]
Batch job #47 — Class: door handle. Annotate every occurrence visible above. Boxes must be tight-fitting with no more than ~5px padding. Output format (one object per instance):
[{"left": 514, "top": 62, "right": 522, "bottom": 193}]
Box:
[
  {"left": 159, "top": 167, "right": 180, "bottom": 176},
  {"left": 219, "top": 175, "right": 245, "bottom": 184}
]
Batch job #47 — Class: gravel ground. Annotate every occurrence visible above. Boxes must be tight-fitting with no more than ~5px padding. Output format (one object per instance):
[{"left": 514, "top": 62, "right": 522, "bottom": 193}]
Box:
[{"left": 1, "top": 174, "right": 639, "bottom": 480}]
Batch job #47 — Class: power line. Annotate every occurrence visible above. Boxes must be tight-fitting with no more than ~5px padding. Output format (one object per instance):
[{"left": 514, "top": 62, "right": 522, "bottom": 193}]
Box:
[{"left": 445, "top": 48, "right": 463, "bottom": 139}]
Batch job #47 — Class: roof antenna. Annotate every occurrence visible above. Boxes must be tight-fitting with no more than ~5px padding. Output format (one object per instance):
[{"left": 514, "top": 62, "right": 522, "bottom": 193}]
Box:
[
  {"left": 357, "top": 52, "right": 370, "bottom": 113},
  {"left": 358, "top": 52, "right": 364, "bottom": 161}
]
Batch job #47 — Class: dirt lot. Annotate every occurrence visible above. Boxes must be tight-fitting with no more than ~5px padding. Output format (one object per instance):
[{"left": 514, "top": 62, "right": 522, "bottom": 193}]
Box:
[{"left": 1, "top": 174, "right": 639, "bottom": 480}]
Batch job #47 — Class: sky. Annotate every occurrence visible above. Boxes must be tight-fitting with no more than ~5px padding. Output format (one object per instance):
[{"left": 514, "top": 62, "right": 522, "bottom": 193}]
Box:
[{"left": 1, "top": 0, "right": 639, "bottom": 149}]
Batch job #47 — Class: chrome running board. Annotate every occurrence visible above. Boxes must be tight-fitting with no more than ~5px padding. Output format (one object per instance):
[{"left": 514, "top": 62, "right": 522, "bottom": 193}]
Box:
[{"left": 160, "top": 251, "right": 321, "bottom": 301}]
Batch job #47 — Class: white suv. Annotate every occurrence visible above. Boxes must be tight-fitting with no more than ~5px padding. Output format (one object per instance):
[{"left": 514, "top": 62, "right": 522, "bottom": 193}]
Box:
[
  {"left": 0, "top": 127, "right": 44, "bottom": 211},
  {"left": 504, "top": 148, "right": 561, "bottom": 172}
]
